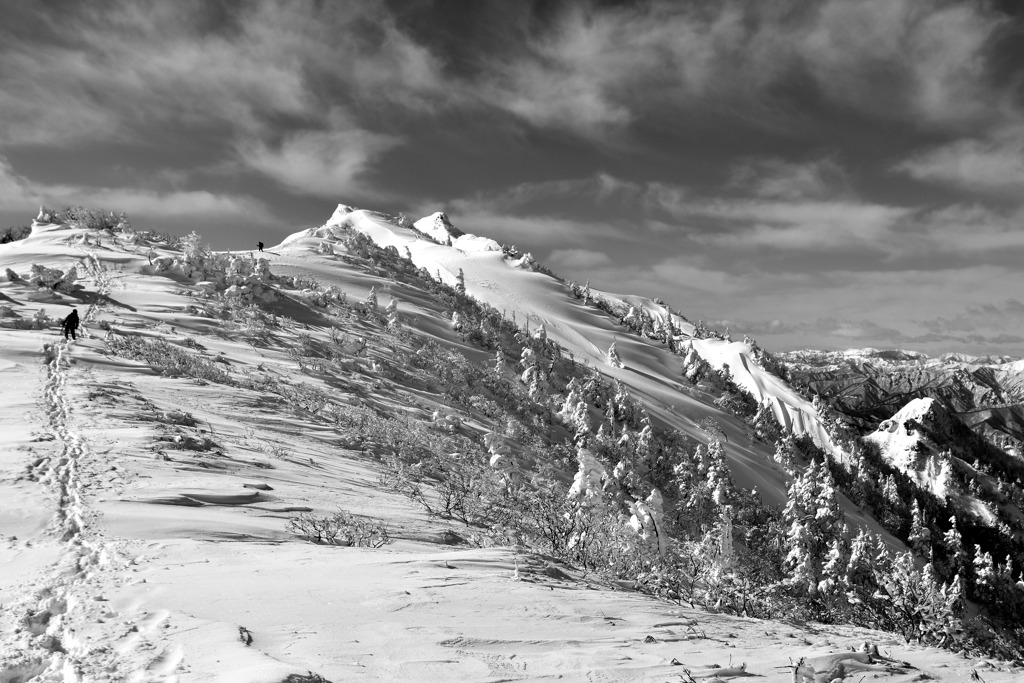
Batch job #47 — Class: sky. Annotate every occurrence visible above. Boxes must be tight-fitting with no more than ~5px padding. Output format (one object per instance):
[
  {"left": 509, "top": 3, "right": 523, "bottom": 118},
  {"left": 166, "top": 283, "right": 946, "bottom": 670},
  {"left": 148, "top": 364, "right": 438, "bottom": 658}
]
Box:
[{"left": 1, "top": 0, "right": 1023, "bottom": 356}]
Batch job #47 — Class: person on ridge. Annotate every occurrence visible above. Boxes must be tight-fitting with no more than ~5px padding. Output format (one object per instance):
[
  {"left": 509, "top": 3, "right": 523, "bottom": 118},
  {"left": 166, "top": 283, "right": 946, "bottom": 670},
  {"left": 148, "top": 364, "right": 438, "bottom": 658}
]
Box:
[
  {"left": 62, "top": 308, "right": 80, "bottom": 340},
  {"left": 257, "top": 241, "right": 264, "bottom": 252}
]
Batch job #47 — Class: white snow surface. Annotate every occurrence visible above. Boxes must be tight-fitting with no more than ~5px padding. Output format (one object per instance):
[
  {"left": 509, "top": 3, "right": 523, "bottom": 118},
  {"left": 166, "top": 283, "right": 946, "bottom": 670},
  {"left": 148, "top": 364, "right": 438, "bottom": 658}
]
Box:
[
  {"left": 0, "top": 211, "right": 1013, "bottom": 681},
  {"left": 864, "top": 398, "right": 936, "bottom": 471}
]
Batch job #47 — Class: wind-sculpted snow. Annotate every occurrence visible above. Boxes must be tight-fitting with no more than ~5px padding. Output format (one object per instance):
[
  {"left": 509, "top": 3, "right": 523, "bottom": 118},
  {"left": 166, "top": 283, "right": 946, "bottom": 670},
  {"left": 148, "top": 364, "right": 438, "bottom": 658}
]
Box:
[{"left": 689, "top": 338, "right": 838, "bottom": 454}]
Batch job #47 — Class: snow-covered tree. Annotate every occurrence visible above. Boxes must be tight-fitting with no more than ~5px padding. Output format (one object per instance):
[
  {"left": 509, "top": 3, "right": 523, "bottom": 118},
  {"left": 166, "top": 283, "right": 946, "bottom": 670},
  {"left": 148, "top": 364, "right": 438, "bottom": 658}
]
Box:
[
  {"left": 607, "top": 340, "right": 624, "bottom": 368},
  {"left": 681, "top": 341, "right": 713, "bottom": 384},
  {"left": 385, "top": 298, "right": 401, "bottom": 332},
  {"left": 634, "top": 413, "right": 654, "bottom": 463},
  {"left": 492, "top": 348, "right": 506, "bottom": 377},
  {"left": 783, "top": 460, "right": 843, "bottom": 596},
  {"left": 628, "top": 489, "right": 667, "bottom": 557},
  {"left": 749, "top": 401, "right": 784, "bottom": 444},
  {"left": 559, "top": 379, "right": 591, "bottom": 444},
  {"left": 705, "top": 439, "right": 735, "bottom": 507},
  {"left": 456, "top": 268, "right": 466, "bottom": 293},
  {"left": 908, "top": 500, "right": 931, "bottom": 558},
  {"left": 718, "top": 506, "right": 734, "bottom": 570},
  {"left": 844, "top": 528, "right": 877, "bottom": 599},
  {"left": 973, "top": 545, "right": 996, "bottom": 601},
  {"left": 774, "top": 434, "right": 798, "bottom": 470},
  {"left": 180, "top": 231, "right": 210, "bottom": 277},
  {"left": 520, "top": 347, "right": 545, "bottom": 400},
  {"left": 698, "top": 416, "right": 727, "bottom": 443},
  {"left": 568, "top": 447, "right": 608, "bottom": 500},
  {"left": 818, "top": 524, "right": 851, "bottom": 596},
  {"left": 560, "top": 378, "right": 584, "bottom": 421}
]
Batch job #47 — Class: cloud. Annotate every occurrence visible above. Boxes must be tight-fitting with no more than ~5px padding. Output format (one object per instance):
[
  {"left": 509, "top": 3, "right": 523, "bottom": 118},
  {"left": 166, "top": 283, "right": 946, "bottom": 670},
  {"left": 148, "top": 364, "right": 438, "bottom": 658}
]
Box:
[
  {"left": 729, "top": 157, "right": 852, "bottom": 200},
  {"left": 438, "top": 204, "right": 621, "bottom": 247},
  {"left": 0, "top": 2, "right": 316, "bottom": 145},
  {"left": 669, "top": 198, "right": 912, "bottom": 251},
  {"left": 547, "top": 248, "right": 612, "bottom": 270},
  {"left": 795, "top": 0, "right": 1010, "bottom": 128},
  {"left": 417, "top": 177, "right": 642, "bottom": 248},
  {"left": 0, "top": 156, "right": 268, "bottom": 223},
  {"left": 445, "top": 175, "right": 649, "bottom": 215},
  {"left": 726, "top": 315, "right": 1024, "bottom": 349},
  {"left": 467, "top": 1, "right": 1015, "bottom": 136},
  {"left": 896, "top": 131, "right": 1024, "bottom": 195},
  {"left": 918, "top": 299, "right": 1024, "bottom": 334},
  {"left": 238, "top": 112, "right": 400, "bottom": 199},
  {"left": 903, "top": 203, "right": 1024, "bottom": 254}
]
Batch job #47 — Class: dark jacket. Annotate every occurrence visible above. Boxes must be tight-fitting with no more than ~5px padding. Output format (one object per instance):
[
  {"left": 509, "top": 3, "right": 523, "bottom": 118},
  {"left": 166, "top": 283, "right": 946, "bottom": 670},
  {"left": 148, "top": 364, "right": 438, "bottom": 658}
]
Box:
[{"left": 63, "top": 311, "right": 80, "bottom": 330}]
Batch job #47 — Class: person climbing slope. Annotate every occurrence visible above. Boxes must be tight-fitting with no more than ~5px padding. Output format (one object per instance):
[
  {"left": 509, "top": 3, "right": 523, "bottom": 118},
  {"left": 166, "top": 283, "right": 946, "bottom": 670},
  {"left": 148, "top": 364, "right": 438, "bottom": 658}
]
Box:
[{"left": 62, "top": 308, "right": 80, "bottom": 340}]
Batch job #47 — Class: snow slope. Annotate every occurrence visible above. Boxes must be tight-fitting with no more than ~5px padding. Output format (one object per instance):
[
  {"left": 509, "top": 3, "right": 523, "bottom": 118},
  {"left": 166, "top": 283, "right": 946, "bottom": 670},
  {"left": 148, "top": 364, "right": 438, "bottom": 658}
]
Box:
[
  {"left": 283, "top": 207, "right": 838, "bottom": 505},
  {"left": 0, "top": 212, "right": 1016, "bottom": 681}
]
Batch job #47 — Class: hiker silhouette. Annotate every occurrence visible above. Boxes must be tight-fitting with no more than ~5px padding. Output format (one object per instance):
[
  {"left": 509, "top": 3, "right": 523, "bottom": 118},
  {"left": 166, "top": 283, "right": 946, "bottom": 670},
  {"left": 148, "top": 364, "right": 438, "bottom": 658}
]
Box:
[
  {"left": 62, "top": 308, "right": 80, "bottom": 340},
  {"left": 257, "top": 241, "right": 264, "bottom": 252}
]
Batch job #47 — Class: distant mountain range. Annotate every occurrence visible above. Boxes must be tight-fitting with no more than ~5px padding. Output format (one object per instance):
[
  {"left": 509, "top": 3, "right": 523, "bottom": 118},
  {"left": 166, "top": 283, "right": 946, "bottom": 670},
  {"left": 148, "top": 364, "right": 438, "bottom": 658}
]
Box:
[{"left": 778, "top": 348, "right": 1024, "bottom": 458}]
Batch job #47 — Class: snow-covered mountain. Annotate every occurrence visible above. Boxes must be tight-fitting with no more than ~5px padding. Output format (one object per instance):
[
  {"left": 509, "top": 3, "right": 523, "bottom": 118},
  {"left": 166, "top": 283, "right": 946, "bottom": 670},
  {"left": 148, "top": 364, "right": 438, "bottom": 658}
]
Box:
[
  {"left": 778, "top": 348, "right": 1024, "bottom": 455},
  {"left": 287, "top": 205, "right": 840, "bottom": 503},
  {"left": 1, "top": 204, "right": 1022, "bottom": 681}
]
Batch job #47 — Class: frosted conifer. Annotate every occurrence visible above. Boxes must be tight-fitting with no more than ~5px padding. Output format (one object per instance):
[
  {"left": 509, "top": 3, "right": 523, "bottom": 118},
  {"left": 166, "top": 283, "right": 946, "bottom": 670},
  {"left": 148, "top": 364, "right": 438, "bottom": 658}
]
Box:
[
  {"left": 607, "top": 340, "right": 624, "bottom": 368},
  {"left": 520, "top": 347, "right": 544, "bottom": 399},
  {"left": 718, "top": 506, "right": 734, "bottom": 570},
  {"left": 973, "top": 545, "right": 996, "bottom": 600},
  {"left": 783, "top": 460, "right": 843, "bottom": 596},
  {"left": 908, "top": 500, "right": 931, "bottom": 558},
  {"left": 385, "top": 299, "right": 401, "bottom": 332}
]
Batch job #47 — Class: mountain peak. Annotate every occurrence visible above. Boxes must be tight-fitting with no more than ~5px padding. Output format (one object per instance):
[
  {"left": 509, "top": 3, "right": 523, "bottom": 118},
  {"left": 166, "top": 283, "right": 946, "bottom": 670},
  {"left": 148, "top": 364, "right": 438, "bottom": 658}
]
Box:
[
  {"left": 326, "top": 203, "right": 357, "bottom": 227},
  {"left": 413, "top": 211, "right": 464, "bottom": 244}
]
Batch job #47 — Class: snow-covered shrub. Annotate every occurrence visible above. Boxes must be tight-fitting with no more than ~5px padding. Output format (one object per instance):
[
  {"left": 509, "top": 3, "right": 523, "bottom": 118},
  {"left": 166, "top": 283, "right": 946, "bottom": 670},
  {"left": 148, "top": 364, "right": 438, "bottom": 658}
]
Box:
[
  {"left": 148, "top": 232, "right": 277, "bottom": 303},
  {"left": 152, "top": 256, "right": 175, "bottom": 272},
  {"left": 287, "top": 509, "right": 392, "bottom": 547},
  {"left": 4, "top": 268, "right": 19, "bottom": 282},
  {"left": 105, "top": 334, "right": 232, "bottom": 385},
  {"left": 11, "top": 308, "right": 54, "bottom": 330},
  {"left": 431, "top": 410, "right": 462, "bottom": 432},
  {"left": 157, "top": 409, "right": 198, "bottom": 427},
  {"left": 29, "top": 264, "right": 66, "bottom": 290},
  {"left": 0, "top": 225, "right": 30, "bottom": 243},
  {"left": 36, "top": 205, "right": 57, "bottom": 224},
  {"left": 23, "top": 264, "right": 77, "bottom": 292},
  {"left": 52, "top": 206, "right": 123, "bottom": 231}
]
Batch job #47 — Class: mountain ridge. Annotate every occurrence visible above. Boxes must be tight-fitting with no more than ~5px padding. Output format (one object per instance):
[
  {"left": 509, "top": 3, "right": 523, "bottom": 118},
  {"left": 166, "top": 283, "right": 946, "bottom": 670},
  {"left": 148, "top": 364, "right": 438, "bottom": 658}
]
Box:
[{"left": 0, "top": 203, "right": 1021, "bottom": 680}]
